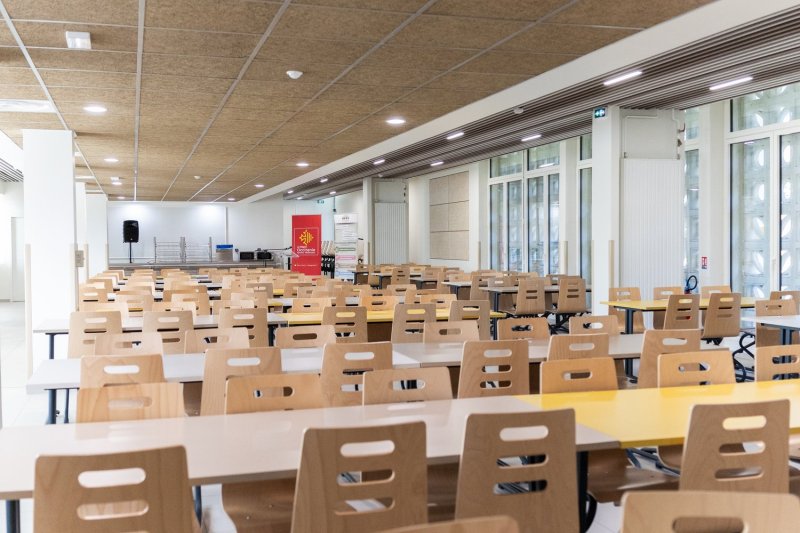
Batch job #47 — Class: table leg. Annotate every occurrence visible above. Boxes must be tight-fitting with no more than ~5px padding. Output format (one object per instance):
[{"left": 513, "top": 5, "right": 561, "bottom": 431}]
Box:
[
  {"left": 492, "top": 292, "right": 500, "bottom": 313},
  {"left": 625, "top": 309, "right": 634, "bottom": 335},
  {"left": 48, "top": 333, "right": 56, "bottom": 360},
  {"left": 47, "top": 389, "right": 57, "bottom": 424},
  {"left": 268, "top": 324, "right": 276, "bottom": 347},
  {"left": 782, "top": 327, "right": 792, "bottom": 345},
  {"left": 194, "top": 486, "right": 203, "bottom": 524},
  {"left": 6, "top": 500, "right": 20, "bottom": 533},
  {"left": 449, "top": 285, "right": 458, "bottom": 296},
  {"left": 491, "top": 317, "right": 498, "bottom": 340},
  {"left": 577, "top": 451, "right": 591, "bottom": 532}
]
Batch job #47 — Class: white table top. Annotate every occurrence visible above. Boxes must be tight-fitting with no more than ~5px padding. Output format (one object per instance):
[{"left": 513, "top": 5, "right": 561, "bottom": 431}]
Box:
[
  {"left": 740, "top": 315, "right": 800, "bottom": 329},
  {"left": 0, "top": 395, "right": 618, "bottom": 499},
  {"left": 26, "top": 349, "right": 421, "bottom": 393},
  {"left": 34, "top": 313, "right": 288, "bottom": 335}
]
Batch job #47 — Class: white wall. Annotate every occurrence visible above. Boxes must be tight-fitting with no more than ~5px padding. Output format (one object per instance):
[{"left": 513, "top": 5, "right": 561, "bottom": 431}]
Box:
[
  {"left": 333, "top": 190, "right": 365, "bottom": 240},
  {"left": 107, "top": 202, "right": 227, "bottom": 261},
  {"left": 0, "top": 182, "right": 24, "bottom": 300},
  {"left": 227, "top": 196, "right": 285, "bottom": 251},
  {"left": 408, "top": 163, "right": 482, "bottom": 271},
  {"left": 86, "top": 193, "right": 108, "bottom": 276}
]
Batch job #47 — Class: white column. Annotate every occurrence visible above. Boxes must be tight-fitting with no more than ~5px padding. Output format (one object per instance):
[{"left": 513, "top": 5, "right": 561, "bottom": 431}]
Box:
[
  {"left": 74, "top": 182, "right": 87, "bottom": 283},
  {"left": 561, "top": 137, "right": 579, "bottom": 274},
  {"left": 362, "top": 177, "right": 374, "bottom": 264},
  {"left": 24, "top": 129, "right": 76, "bottom": 371},
  {"left": 698, "top": 101, "right": 727, "bottom": 285},
  {"left": 590, "top": 106, "right": 622, "bottom": 314},
  {"left": 86, "top": 193, "right": 109, "bottom": 277}
]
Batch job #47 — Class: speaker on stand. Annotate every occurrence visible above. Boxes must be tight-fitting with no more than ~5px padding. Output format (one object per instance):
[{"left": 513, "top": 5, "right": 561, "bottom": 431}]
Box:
[{"left": 123, "top": 220, "right": 139, "bottom": 264}]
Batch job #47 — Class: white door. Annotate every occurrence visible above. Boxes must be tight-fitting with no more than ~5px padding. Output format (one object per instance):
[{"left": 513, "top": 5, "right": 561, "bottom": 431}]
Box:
[{"left": 11, "top": 217, "right": 24, "bottom": 301}]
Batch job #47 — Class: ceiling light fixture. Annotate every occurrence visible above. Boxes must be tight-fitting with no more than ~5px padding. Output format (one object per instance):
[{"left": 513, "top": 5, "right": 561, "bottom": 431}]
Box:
[
  {"left": 603, "top": 70, "right": 643, "bottom": 86},
  {"left": 320, "top": 178, "right": 328, "bottom": 183},
  {"left": 296, "top": 196, "right": 304, "bottom": 200},
  {"left": 255, "top": 183, "right": 264, "bottom": 188},
  {"left": 373, "top": 159, "right": 385, "bottom": 165},
  {"left": 0, "top": 99, "right": 55, "bottom": 113},
  {"left": 112, "top": 181, "right": 122, "bottom": 186},
  {"left": 386, "top": 117, "right": 406, "bottom": 125},
  {"left": 446, "top": 131, "right": 464, "bottom": 140},
  {"left": 65, "top": 31, "right": 91, "bottom": 50},
  {"left": 286, "top": 70, "right": 303, "bottom": 80},
  {"left": 329, "top": 191, "right": 336, "bottom": 195},
  {"left": 110, "top": 176, "right": 120, "bottom": 181},
  {"left": 521, "top": 134, "right": 542, "bottom": 142},
  {"left": 193, "top": 175, "right": 201, "bottom": 180},
  {"left": 512, "top": 107, "right": 524, "bottom": 115},
  {"left": 287, "top": 189, "right": 294, "bottom": 194},
  {"left": 228, "top": 197, "right": 236, "bottom": 201},
  {"left": 430, "top": 161, "right": 444, "bottom": 167},
  {"left": 104, "top": 157, "right": 118, "bottom": 163},
  {"left": 83, "top": 104, "right": 107, "bottom": 113},
  {"left": 710, "top": 76, "right": 753, "bottom": 91},
  {"left": 296, "top": 162, "right": 309, "bottom": 167},
  {"left": 74, "top": 151, "right": 80, "bottom": 157},
  {"left": 117, "top": 196, "right": 125, "bottom": 200}
]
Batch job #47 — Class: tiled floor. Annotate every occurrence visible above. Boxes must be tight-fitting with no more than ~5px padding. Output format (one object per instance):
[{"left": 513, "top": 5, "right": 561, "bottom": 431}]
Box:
[{"left": 0, "top": 300, "right": 637, "bottom": 532}]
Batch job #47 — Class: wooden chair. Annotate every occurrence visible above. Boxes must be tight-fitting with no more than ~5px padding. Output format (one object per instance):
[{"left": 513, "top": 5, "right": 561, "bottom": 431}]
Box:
[
  {"left": 33, "top": 446, "right": 197, "bottom": 533},
  {"left": 221, "top": 373, "right": 323, "bottom": 533},
  {"left": 152, "top": 301, "right": 197, "bottom": 315},
  {"left": 652, "top": 286, "right": 683, "bottom": 329},
  {"left": 387, "top": 283, "right": 416, "bottom": 295},
  {"left": 218, "top": 307, "right": 268, "bottom": 347},
  {"left": 115, "top": 292, "right": 155, "bottom": 317},
  {"left": 184, "top": 327, "right": 250, "bottom": 353},
  {"left": 540, "top": 357, "right": 618, "bottom": 394},
  {"left": 420, "top": 293, "right": 457, "bottom": 310},
  {"left": 200, "top": 347, "right": 282, "bottom": 416},
  {"left": 701, "top": 292, "right": 742, "bottom": 341},
  {"left": 568, "top": 315, "right": 619, "bottom": 335},
  {"left": 496, "top": 317, "right": 550, "bottom": 341},
  {"left": 67, "top": 311, "right": 123, "bottom": 358},
  {"left": 468, "top": 273, "right": 496, "bottom": 301},
  {"left": 93, "top": 331, "right": 163, "bottom": 356},
  {"left": 142, "top": 310, "right": 193, "bottom": 354},
  {"left": 291, "top": 297, "right": 331, "bottom": 313},
  {"left": 275, "top": 324, "right": 337, "bottom": 348},
  {"left": 362, "top": 367, "right": 453, "bottom": 405},
  {"left": 87, "top": 277, "right": 113, "bottom": 293},
  {"left": 547, "top": 333, "right": 609, "bottom": 360},
  {"left": 449, "top": 300, "right": 491, "bottom": 341},
  {"left": 681, "top": 399, "right": 790, "bottom": 492},
  {"left": 382, "top": 516, "right": 519, "bottom": 533},
  {"left": 755, "top": 299, "right": 798, "bottom": 347},
  {"left": 78, "top": 283, "right": 109, "bottom": 305},
  {"left": 392, "top": 303, "right": 436, "bottom": 343},
  {"left": 323, "top": 306, "right": 368, "bottom": 343},
  {"left": 510, "top": 278, "right": 547, "bottom": 317},
  {"left": 320, "top": 341, "right": 393, "bottom": 406},
  {"left": 360, "top": 293, "right": 400, "bottom": 311},
  {"left": 455, "top": 410, "right": 577, "bottom": 533},
  {"left": 457, "top": 339, "right": 529, "bottom": 398},
  {"left": 390, "top": 267, "right": 411, "bottom": 286},
  {"left": 700, "top": 284, "right": 732, "bottom": 297},
  {"left": 225, "top": 373, "right": 324, "bottom": 414},
  {"left": 210, "top": 299, "right": 255, "bottom": 315},
  {"left": 172, "top": 292, "right": 211, "bottom": 315},
  {"left": 284, "top": 281, "right": 312, "bottom": 298},
  {"left": 663, "top": 294, "right": 699, "bottom": 329},
  {"left": 608, "top": 287, "right": 644, "bottom": 333},
  {"left": 77, "top": 382, "right": 185, "bottom": 422},
  {"left": 620, "top": 490, "right": 800, "bottom": 533},
  {"left": 423, "top": 320, "right": 480, "bottom": 343},
  {"left": 78, "top": 301, "right": 130, "bottom": 319},
  {"left": 292, "top": 422, "right": 428, "bottom": 532},
  {"left": 755, "top": 344, "right": 800, "bottom": 381},
  {"left": 638, "top": 329, "right": 701, "bottom": 388},
  {"left": 80, "top": 354, "right": 165, "bottom": 388}
]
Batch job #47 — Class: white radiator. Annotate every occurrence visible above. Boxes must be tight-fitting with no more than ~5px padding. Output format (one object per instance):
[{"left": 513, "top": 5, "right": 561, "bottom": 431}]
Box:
[{"left": 374, "top": 203, "right": 408, "bottom": 264}]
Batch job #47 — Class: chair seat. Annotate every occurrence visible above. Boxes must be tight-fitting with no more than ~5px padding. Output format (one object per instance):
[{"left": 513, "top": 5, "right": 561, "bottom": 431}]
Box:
[
  {"left": 223, "top": 479, "right": 295, "bottom": 533},
  {"left": 588, "top": 449, "right": 677, "bottom": 503}
]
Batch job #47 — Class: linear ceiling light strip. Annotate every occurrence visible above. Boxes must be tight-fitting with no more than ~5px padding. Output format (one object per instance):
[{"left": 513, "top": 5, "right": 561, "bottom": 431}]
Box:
[
  {"left": 159, "top": 0, "right": 293, "bottom": 201},
  {"left": 0, "top": 0, "right": 105, "bottom": 194}
]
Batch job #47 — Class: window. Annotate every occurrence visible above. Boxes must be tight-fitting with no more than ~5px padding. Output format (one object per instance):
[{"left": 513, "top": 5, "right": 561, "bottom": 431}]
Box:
[
  {"left": 579, "top": 168, "right": 592, "bottom": 282},
  {"left": 579, "top": 133, "right": 592, "bottom": 160},
  {"left": 528, "top": 142, "right": 560, "bottom": 171},
  {"left": 548, "top": 174, "right": 560, "bottom": 274},
  {"left": 732, "top": 82, "right": 800, "bottom": 131},
  {"left": 528, "top": 176, "right": 545, "bottom": 275},
  {"left": 731, "top": 138, "right": 770, "bottom": 297},
  {"left": 489, "top": 183, "right": 505, "bottom": 270},
  {"left": 684, "top": 150, "right": 700, "bottom": 280},
  {"left": 507, "top": 180, "right": 523, "bottom": 271},
  {"left": 490, "top": 151, "right": 523, "bottom": 177},
  {"left": 685, "top": 108, "right": 700, "bottom": 140},
  {"left": 780, "top": 132, "right": 800, "bottom": 289}
]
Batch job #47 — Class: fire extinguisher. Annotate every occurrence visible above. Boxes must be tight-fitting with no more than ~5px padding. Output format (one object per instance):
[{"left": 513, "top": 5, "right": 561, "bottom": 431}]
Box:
[{"left": 684, "top": 275, "right": 698, "bottom": 294}]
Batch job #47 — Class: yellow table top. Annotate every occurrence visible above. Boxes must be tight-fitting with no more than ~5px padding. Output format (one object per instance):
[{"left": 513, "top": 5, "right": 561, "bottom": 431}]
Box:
[
  {"left": 277, "top": 308, "right": 506, "bottom": 325},
  {"left": 516, "top": 380, "right": 800, "bottom": 448},
  {"left": 601, "top": 297, "right": 757, "bottom": 311}
]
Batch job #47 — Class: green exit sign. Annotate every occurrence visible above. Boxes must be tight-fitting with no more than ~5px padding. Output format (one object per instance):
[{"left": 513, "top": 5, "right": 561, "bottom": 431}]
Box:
[{"left": 593, "top": 106, "right": 607, "bottom": 119}]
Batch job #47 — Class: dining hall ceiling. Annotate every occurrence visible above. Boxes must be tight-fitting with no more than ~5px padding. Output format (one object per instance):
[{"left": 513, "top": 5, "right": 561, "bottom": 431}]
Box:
[{"left": 0, "top": 0, "right": 714, "bottom": 201}]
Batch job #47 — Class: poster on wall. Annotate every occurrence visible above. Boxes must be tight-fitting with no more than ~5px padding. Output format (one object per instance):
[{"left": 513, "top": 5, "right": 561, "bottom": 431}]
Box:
[
  {"left": 291, "top": 214, "right": 322, "bottom": 275},
  {"left": 334, "top": 213, "right": 358, "bottom": 280}
]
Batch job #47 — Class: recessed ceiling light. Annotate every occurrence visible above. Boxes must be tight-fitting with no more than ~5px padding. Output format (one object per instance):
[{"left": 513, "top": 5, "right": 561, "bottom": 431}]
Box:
[
  {"left": 512, "top": 107, "right": 524, "bottom": 115},
  {"left": 194, "top": 175, "right": 201, "bottom": 180},
  {"left": 65, "top": 31, "right": 91, "bottom": 50},
  {"left": 104, "top": 157, "right": 118, "bottom": 163},
  {"left": 373, "top": 159, "right": 385, "bottom": 165},
  {"left": 286, "top": 70, "right": 303, "bottom": 80},
  {"left": 296, "top": 196, "right": 304, "bottom": 200},
  {"left": 329, "top": 191, "right": 336, "bottom": 195},
  {"left": 446, "top": 131, "right": 464, "bottom": 140},
  {"left": 228, "top": 197, "right": 236, "bottom": 201},
  {"left": 710, "top": 76, "right": 753, "bottom": 91},
  {"left": 255, "top": 183, "right": 264, "bottom": 188},
  {"left": 430, "top": 161, "right": 444, "bottom": 167},
  {"left": 521, "top": 134, "right": 542, "bottom": 142},
  {"left": 75, "top": 175, "right": 93, "bottom": 181},
  {"left": 74, "top": 151, "right": 80, "bottom": 157},
  {"left": 320, "top": 178, "right": 328, "bottom": 183},
  {"left": 603, "top": 70, "right": 643, "bottom": 86},
  {"left": 386, "top": 117, "right": 406, "bottom": 125},
  {"left": 110, "top": 176, "right": 120, "bottom": 181},
  {"left": 297, "top": 162, "right": 309, "bottom": 167},
  {"left": 83, "top": 104, "right": 106, "bottom": 113},
  {"left": 117, "top": 196, "right": 125, "bottom": 200},
  {"left": 112, "top": 181, "right": 122, "bottom": 186},
  {"left": 287, "top": 189, "right": 294, "bottom": 194},
  {"left": 0, "top": 99, "right": 55, "bottom": 113}
]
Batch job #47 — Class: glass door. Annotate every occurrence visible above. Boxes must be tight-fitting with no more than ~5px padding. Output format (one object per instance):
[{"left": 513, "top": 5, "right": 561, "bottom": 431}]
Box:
[
  {"left": 548, "top": 173, "right": 560, "bottom": 274},
  {"left": 490, "top": 182, "right": 506, "bottom": 270},
  {"left": 579, "top": 168, "right": 592, "bottom": 282},
  {"left": 780, "top": 132, "right": 800, "bottom": 289},
  {"left": 527, "top": 176, "right": 545, "bottom": 274},
  {"left": 507, "top": 180, "right": 523, "bottom": 271}
]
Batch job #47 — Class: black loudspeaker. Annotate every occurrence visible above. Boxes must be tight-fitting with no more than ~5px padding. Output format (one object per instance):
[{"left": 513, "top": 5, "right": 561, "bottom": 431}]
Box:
[{"left": 123, "top": 220, "right": 139, "bottom": 243}]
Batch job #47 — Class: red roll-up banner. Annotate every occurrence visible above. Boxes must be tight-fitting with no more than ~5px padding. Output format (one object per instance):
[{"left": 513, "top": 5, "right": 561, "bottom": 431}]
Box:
[{"left": 291, "top": 214, "right": 322, "bottom": 275}]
